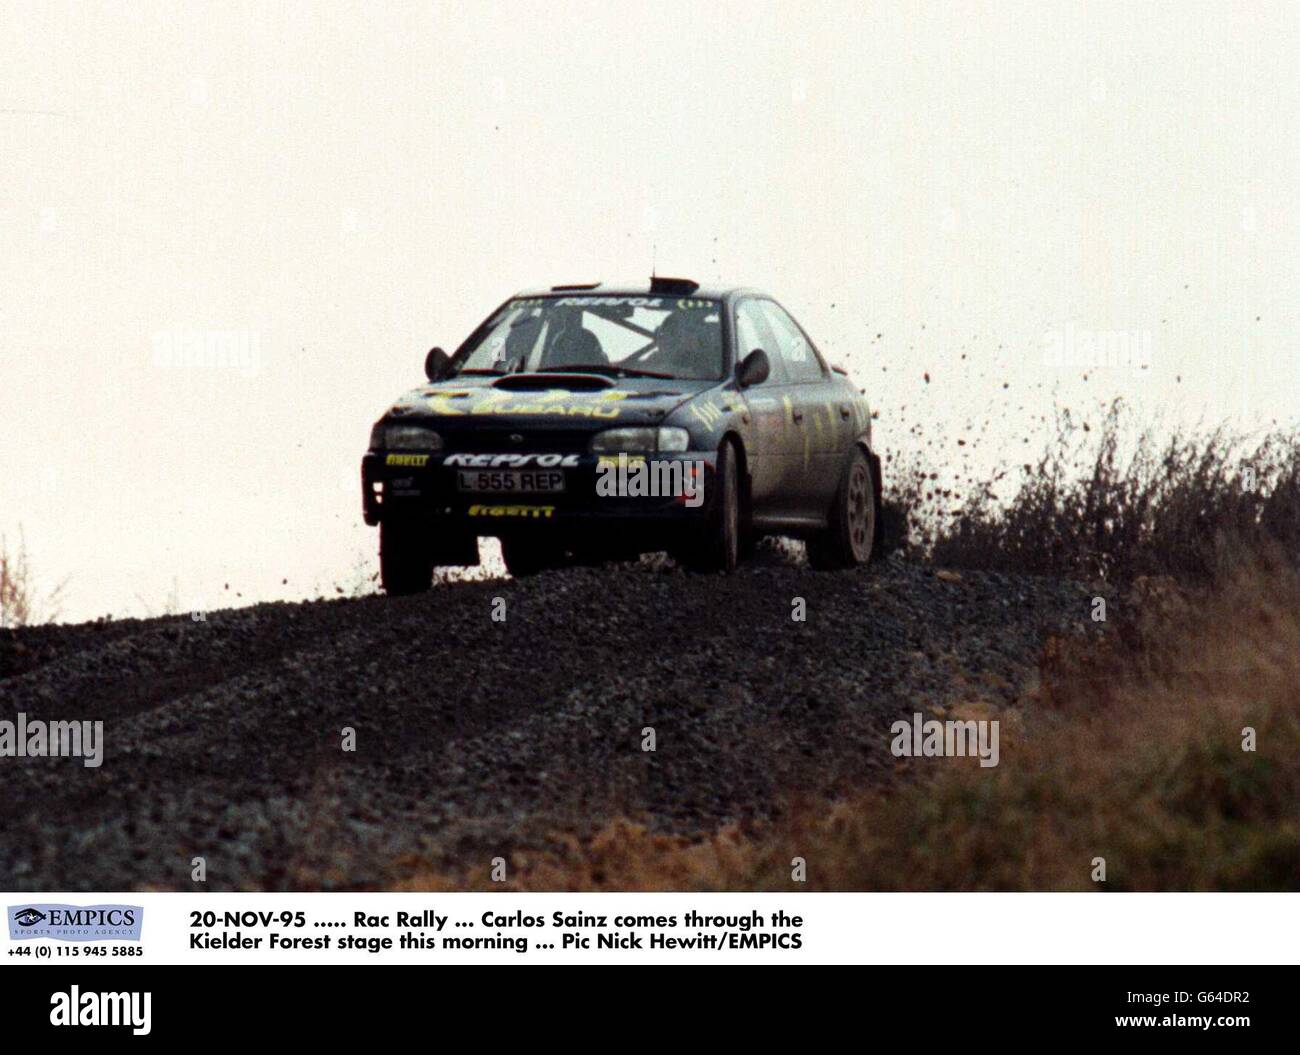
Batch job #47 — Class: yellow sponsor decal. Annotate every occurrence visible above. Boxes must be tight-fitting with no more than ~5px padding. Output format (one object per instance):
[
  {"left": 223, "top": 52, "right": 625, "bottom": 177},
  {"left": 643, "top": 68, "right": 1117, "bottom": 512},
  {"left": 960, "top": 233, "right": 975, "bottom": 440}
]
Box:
[
  {"left": 423, "top": 390, "right": 471, "bottom": 416},
  {"left": 428, "top": 388, "right": 630, "bottom": 419},
  {"left": 385, "top": 453, "right": 430, "bottom": 467},
  {"left": 690, "top": 400, "right": 722, "bottom": 428},
  {"left": 467, "top": 504, "right": 555, "bottom": 518}
]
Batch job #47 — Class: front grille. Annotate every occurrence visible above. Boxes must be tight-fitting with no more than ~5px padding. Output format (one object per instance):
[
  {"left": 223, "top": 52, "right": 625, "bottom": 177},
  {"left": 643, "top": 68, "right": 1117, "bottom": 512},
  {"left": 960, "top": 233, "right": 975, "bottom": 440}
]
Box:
[{"left": 442, "top": 428, "right": 594, "bottom": 453}]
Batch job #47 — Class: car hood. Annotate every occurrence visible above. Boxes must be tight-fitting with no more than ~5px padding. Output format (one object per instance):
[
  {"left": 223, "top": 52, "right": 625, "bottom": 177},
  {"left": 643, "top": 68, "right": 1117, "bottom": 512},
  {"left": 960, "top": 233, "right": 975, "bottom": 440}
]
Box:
[{"left": 383, "top": 373, "right": 719, "bottom": 430}]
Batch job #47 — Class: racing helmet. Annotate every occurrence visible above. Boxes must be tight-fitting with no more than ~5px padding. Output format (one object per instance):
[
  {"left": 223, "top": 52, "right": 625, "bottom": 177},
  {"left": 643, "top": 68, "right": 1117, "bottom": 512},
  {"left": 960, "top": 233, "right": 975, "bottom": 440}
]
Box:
[{"left": 653, "top": 309, "right": 718, "bottom": 377}]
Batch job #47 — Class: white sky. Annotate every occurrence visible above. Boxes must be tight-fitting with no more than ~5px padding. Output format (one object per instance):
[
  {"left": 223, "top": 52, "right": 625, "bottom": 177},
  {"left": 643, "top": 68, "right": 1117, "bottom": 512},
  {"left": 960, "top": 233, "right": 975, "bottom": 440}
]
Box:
[{"left": 2, "top": 0, "right": 1297, "bottom": 621}]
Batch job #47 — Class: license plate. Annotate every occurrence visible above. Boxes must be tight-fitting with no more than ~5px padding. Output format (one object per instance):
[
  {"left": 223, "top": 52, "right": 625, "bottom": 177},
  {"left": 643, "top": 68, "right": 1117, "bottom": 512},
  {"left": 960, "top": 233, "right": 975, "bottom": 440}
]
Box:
[{"left": 457, "top": 469, "right": 566, "bottom": 493}]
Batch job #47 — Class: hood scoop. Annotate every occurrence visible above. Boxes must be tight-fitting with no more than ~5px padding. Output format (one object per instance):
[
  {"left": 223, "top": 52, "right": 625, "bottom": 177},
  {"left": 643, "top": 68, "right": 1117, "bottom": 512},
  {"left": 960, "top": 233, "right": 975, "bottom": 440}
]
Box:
[{"left": 491, "top": 372, "right": 615, "bottom": 392}]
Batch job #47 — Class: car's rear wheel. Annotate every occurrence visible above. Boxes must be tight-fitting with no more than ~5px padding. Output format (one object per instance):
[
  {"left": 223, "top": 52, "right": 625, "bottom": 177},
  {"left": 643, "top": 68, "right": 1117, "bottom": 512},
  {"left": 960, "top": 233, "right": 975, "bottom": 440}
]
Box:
[
  {"left": 500, "top": 536, "right": 564, "bottom": 577},
  {"left": 807, "top": 447, "right": 877, "bottom": 570},
  {"left": 380, "top": 516, "right": 434, "bottom": 595},
  {"left": 679, "top": 441, "right": 741, "bottom": 573}
]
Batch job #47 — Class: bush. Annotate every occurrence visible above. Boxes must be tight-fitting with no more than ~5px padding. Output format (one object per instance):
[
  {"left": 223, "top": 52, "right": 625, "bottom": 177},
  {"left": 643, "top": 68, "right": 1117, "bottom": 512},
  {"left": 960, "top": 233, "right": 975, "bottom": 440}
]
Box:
[
  {"left": 0, "top": 529, "right": 65, "bottom": 628},
  {"left": 890, "top": 400, "right": 1300, "bottom": 584}
]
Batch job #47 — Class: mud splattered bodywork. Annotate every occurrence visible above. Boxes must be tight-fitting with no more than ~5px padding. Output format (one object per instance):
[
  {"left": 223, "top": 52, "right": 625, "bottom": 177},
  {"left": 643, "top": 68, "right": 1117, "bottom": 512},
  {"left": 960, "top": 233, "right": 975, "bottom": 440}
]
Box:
[{"left": 362, "top": 279, "right": 879, "bottom": 584}]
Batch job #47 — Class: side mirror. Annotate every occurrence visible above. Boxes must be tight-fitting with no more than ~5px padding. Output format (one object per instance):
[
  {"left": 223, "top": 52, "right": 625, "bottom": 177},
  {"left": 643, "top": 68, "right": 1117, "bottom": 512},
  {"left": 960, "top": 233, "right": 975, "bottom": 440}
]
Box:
[
  {"left": 736, "top": 348, "right": 770, "bottom": 388},
  {"left": 424, "top": 346, "right": 451, "bottom": 382}
]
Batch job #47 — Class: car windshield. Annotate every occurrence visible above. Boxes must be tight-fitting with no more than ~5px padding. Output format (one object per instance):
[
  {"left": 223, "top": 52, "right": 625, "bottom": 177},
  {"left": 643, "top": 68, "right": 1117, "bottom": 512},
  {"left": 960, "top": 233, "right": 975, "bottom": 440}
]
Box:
[{"left": 454, "top": 295, "right": 724, "bottom": 380}]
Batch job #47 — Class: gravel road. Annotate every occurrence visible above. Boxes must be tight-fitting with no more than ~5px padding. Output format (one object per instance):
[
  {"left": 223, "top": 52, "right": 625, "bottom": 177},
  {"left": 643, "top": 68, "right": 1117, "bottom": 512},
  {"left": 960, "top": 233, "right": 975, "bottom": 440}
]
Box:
[{"left": 0, "top": 556, "right": 1100, "bottom": 890}]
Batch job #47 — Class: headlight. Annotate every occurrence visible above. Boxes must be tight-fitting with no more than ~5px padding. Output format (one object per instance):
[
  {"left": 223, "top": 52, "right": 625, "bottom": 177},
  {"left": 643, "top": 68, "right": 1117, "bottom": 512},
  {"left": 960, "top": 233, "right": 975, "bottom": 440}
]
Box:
[
  {"left": 590, "top": 427, "right": 691, "bottom": 453},
  {"left": 372, "top": 423, "right": 443, "bottom": 450},
  {"left": 656, "top": 427, "right": 690, "bottom": 452}
]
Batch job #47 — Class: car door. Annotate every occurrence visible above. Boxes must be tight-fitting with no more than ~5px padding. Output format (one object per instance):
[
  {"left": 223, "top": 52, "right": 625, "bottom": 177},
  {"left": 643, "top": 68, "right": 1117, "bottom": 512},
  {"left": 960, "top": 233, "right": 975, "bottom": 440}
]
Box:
[
  {"left": 756, "top": 299, "right": 843, "bottom": 516},
  {"left": 732, "top": 298, "right": 798, "bottom": 516}
]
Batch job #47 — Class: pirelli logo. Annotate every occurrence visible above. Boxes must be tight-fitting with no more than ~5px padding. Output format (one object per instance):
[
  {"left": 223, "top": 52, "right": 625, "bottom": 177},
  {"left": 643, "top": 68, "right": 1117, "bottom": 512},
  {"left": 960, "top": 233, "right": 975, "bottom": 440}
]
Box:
[
  {"left": 467, "top": 504, "right": 555, "bottom": 518},
  {"left": 385, "top": 453, "right": 430, "bottom": 467}
]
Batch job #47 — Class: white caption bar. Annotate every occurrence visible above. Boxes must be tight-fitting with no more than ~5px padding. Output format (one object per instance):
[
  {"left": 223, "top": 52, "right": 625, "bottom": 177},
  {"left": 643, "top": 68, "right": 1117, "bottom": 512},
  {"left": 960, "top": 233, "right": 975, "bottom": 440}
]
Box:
[{"left": 3, "top": 893, "right": 1293, "bottom": 965}]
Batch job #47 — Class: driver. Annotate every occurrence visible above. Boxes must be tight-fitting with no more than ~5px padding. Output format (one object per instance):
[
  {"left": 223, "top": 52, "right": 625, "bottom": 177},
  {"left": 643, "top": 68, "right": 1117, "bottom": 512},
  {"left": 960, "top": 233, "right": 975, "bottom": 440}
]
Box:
[
  {"left": 495, "top": 313, "right": 541, "bottom": 371},
  {"left": 649, "top": 309, "right": 719, "bottom": 378},
  {"left": 546, "top": 313, "right": 606, "bottom": 369}
]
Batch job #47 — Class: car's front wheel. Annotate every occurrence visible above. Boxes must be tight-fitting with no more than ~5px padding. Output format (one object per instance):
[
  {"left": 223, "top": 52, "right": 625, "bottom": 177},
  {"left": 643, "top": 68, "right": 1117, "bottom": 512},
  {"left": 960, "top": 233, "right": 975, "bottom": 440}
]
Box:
[
  {"left": 807, "top": 447, "right": 878, "bottom": 570},
  {"left": 678, "top": 441, "right": 741, "bottom": 573},
  {"left": 380, "top": 516, "right": 434, "bottom": 595}
]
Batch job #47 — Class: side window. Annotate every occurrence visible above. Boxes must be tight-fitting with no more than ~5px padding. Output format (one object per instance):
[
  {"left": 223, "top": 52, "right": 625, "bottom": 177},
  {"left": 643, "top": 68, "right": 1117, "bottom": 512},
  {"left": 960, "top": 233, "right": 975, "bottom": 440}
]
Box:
[
  {"left": 734, "top": 299, "right": 787, "bottom": 384},
  {"left": 759, "top": 301, "right": 825, "bottom": 383}
]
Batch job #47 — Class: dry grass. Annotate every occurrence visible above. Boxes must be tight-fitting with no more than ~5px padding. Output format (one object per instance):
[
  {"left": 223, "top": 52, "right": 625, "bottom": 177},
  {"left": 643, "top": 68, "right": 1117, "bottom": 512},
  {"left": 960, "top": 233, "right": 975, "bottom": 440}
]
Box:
[
  {"left": 391, "top": 822, "right": 767, "bottom": 892},
  {"left": 886, "top": 401, "right": 1300, "bottom": 584},
  {"left": 392, "top": 556, "right": 1300, "bottom": 892},
  {"left": 750, "top": 560, "right": 1300, "bottom": 891},
  {"left": 0, "top": 529, "right": 65, "bottom": 629}
]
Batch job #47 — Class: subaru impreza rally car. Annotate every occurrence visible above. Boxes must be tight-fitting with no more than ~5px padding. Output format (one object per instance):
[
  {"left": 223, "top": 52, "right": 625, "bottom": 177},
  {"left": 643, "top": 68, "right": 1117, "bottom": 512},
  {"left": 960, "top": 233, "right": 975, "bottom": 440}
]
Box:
[{"left": 362, "top": 277, "right": 881, "bottom": 592}]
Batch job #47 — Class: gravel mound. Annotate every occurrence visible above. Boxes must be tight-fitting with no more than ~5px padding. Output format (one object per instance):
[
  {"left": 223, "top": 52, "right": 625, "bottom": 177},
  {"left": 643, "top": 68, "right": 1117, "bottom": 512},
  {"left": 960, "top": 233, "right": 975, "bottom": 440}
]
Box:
[{"left": 0, "top": 558, "right": 1102, "bottom": 890}]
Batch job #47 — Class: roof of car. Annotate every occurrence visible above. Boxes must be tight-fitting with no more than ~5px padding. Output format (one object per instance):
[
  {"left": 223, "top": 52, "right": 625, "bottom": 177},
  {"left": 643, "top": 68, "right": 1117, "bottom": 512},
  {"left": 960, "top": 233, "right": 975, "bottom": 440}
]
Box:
[{"left": 512, "top": 279, "right": 761, "bottom": 301}]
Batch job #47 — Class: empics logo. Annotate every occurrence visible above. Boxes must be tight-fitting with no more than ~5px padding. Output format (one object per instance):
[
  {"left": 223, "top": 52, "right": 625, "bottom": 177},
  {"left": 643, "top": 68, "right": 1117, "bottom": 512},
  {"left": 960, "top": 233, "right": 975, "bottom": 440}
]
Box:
[
  {"left": 8, "top": 904, "right": 143, "bottom": 942},
  {"left": 12, "top": 908, "right": 47, "bottom": 927},
  {"left": 50, "top": 987, "right": 151, "bottom": 1036}
]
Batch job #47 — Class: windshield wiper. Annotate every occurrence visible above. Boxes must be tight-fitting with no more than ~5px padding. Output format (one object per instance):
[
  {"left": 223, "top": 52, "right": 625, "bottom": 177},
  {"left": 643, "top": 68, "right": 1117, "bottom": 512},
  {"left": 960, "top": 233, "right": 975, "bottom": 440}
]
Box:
[
  {"left": 610, "top": 366, "right": 678, "bottom": 379},
  {"left": 456, "top": 367, "right": 508, "bottom": 376}
]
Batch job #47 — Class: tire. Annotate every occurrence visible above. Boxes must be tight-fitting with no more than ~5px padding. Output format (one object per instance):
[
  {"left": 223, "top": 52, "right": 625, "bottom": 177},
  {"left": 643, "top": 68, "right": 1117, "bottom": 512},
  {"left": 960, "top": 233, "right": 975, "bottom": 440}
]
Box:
[
  {"left": 738, "top": 457, "right": 757, "bottom": 560},
  {"left": 807, "top": 446, "right": 878, "bottom": 570},
  {"left": 380, "top": 517, "right": 433, "bottom": 595},
  {"left": 500, "top": 536, "right": 564, "bottom": 577},
  {"left": 679, "top": 441, "right": 741, "bottom": 573}
]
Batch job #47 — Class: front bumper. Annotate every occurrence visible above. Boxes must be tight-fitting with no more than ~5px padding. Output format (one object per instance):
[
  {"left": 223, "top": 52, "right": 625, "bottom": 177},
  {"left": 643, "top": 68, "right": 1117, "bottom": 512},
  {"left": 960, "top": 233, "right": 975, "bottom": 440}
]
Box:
[{"left": 361, "top": 449, "right": 718, "bottom": 535}]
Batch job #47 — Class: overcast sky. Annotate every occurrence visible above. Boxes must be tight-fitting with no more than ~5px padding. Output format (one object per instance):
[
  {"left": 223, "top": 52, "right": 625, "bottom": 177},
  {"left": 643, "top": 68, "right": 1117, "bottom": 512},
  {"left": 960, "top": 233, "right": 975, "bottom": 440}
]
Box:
[{"left": 2, "top": 0, "right": 1297, "bottom": 621}]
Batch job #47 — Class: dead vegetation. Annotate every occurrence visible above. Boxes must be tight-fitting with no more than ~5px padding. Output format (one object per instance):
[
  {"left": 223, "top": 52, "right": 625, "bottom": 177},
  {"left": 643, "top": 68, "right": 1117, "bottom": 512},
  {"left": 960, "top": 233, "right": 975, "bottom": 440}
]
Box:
[
  {"left": 887, "top": 400, "right": 1300, "bottom": 584},
  {"left": 0, "top": 528, "right": 65, "bottom": 629}
]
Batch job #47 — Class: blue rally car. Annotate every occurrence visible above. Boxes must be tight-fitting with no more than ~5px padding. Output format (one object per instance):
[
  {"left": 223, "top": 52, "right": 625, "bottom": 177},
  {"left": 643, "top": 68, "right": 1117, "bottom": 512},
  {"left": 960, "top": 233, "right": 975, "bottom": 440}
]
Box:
[{"left": 362, "top": 277, "right": 881, "bottom": 591}]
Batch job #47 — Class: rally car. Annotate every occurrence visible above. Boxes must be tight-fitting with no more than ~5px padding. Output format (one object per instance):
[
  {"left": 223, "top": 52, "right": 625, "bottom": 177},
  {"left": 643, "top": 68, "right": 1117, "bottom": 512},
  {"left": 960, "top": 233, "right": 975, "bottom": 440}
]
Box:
[{"left": 362, "top": 277, "right": 881, "bottom": 592}]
